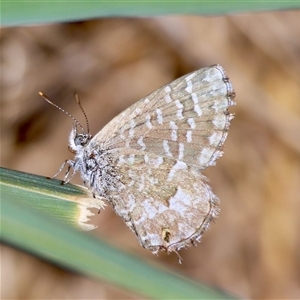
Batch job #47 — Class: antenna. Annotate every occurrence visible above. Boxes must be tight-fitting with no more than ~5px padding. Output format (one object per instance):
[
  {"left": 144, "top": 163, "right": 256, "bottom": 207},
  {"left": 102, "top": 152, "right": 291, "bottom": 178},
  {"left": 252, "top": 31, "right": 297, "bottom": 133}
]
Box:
[
  {"left": 39, "top": 92, "right": 86, "bottom": 133},
  {"left": 74, "top": 93, "right": 90, "bottom": 134}
]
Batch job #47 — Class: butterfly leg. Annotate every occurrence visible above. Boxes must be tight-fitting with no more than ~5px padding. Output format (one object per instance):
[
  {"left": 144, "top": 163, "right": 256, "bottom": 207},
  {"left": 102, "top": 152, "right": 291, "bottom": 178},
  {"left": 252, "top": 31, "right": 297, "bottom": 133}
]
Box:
[
  {"left": 52, "top": 159, "right": 76, "bottom": 184},
  {"left": 173, "top": 249, "right": 183, "bottom": 264}
]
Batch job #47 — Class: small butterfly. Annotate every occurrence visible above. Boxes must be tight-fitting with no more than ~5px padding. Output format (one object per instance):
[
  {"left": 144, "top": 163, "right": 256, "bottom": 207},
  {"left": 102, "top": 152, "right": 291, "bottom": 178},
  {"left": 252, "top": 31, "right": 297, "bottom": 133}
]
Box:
[{"left": 40, "top": 64, "right": 235, "bottom": 261}]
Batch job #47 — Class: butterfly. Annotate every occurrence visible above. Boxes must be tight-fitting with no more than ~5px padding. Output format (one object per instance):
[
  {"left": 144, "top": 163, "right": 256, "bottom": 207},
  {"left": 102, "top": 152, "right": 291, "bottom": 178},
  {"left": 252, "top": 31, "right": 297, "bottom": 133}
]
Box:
[{"left": 40, "top": 64, "right": 235, "bottom": 260}]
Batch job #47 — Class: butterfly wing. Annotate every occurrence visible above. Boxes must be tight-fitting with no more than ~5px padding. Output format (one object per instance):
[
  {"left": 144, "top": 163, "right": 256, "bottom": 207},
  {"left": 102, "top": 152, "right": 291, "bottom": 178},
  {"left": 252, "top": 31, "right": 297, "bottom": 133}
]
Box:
[
  {"left": 103, "top": 149, "right": 219, "bottom": 254},
  {"left": 93, "top": 65, "right": 235, "bottom": 169},
  {"left": 86, "top": 65, "right": 234, "bottom": 254}
]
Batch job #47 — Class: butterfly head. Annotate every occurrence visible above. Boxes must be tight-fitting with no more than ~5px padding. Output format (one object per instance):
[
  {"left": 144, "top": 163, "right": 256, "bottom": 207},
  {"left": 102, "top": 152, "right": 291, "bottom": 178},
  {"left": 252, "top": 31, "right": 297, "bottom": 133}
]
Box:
[
  {"left": 68, "top": 124, "right": 92, "bottom": 154},
  {"left": 39, "top": 92, "right": 92, "bottom": 155}
]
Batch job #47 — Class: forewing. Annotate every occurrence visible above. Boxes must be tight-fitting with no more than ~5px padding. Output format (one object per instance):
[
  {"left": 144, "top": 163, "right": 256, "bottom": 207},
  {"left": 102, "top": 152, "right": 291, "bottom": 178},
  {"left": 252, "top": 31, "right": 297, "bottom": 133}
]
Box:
[
  {"left": 106, "top": 149, "right": 219, "bottom": 254},
  {"left": 94, "top": 65, "right": 235, "bottom": 169}
]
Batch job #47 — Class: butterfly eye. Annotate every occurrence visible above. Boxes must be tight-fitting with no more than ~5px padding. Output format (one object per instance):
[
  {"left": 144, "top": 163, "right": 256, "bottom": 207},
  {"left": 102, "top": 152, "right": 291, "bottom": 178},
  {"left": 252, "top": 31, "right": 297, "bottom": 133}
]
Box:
[
  {"left": 74, "top": 136, "right": 82, "bottom": 146},
  {"left": 74, "top": 135, "right": 86, "bottom": 146}
]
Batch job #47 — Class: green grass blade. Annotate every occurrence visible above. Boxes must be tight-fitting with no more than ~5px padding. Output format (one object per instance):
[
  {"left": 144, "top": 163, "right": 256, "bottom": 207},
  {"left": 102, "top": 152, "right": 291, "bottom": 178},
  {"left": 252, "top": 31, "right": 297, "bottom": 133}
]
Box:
[
  {"left": 0, "top": 167, "right": 105, "bottom": 230},
  {"left": 0, "top": 168, "right": 236, "bottom": 299},
  {"left": 2, "top": 1, "right": 300, "bottom": 27}
]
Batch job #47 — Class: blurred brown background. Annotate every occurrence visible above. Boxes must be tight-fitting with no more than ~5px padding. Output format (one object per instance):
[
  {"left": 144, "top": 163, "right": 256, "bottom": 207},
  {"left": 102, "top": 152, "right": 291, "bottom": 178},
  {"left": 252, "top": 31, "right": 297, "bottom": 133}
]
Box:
[{"left": 1, "top": 11, "right": 300, "bottom": 299}]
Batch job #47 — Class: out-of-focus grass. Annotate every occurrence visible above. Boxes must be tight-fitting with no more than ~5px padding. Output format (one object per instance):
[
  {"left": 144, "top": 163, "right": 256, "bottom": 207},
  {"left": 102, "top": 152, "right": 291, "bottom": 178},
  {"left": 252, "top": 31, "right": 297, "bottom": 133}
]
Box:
[{"left": 2, "top": 1, "right": 300, "bottom": 27}]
